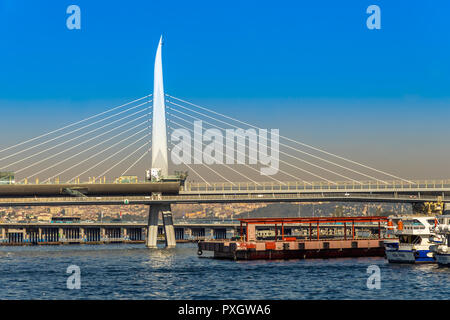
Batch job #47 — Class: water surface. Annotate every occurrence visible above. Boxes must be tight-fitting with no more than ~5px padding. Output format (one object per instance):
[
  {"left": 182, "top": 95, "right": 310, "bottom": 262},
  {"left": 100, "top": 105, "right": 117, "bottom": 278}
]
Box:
[{"left": 0, "top": 243, "right": 448, "bottom": 299}]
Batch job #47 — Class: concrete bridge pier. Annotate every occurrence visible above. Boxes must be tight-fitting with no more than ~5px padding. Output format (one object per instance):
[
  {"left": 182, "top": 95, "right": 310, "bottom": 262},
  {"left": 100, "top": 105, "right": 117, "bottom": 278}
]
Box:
[
  {"left": 146, "top": 205, "right": 160, "bottom": 248},
  {"left": 162, "top": 210, "right": 176, "bottom": 248},
  {"left": 146, "top": 204, "right": 175, "bottom": 248}
]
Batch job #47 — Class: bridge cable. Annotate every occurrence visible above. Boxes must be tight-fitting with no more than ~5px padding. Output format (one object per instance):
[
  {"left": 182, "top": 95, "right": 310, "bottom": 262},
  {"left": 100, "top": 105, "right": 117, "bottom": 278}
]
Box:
[
  {"left": 29, "top": 124, "right": 150, "bottom": 183},
  {"left": 4, "top": 107, "right": 152, "bottom": 171},
  {"left": 166, "top": 124, "right": 236, "bottom": 185},
  {"left": 171, "top": 108, "right": 352, "bottom": 184},
  {"left": 167, "top": 117, "right": 288, "bottom": 184},
  {"left": 167, "top": 118, "right": 288, "bottom": 185},
  {"left": 171, "top": 153, "right": 211, "bottom": 186},
  {"left": 166, "top": 99, "right": 386, "bottom": 184},
  {"left": 166, "top": 99, "right": 373, "bottom": 183},
  {"left": 0, "top": 100, "right": 151, "bottom": 164},
  {"left": 167, "top": 108, "right": 354, "bottom": 185},
  {"left": 121, "top": 147, "right": 151, "bottom": 177},
  {"left": 0, "top": 94, "right": 151, "bottom": 155},
  {"left": 21, "top": 123, "right": 149, "bottom": 182},
  {"left": 166, "top": 94, "right": 413, "bottom": 184},
  {"left": 14, "top": 113, "right": 151, "bottom": 175},
  {"left": 167, "top": 120, "right": 285, "bottom": 185},
  {"left": 168, "top": 115, "right": 315, "bottom": 184},
  {"left": 65, "top": 132, "right": 150, "bottom": 183},
  {"left": 167, "top": 107, "right": 334, "bottom": 184},
  {"left": 167, "top": 122, "right": 260, "bottom": 185},
  {"left": 97, "top": 141, "right": 151, "bottom": 180}
]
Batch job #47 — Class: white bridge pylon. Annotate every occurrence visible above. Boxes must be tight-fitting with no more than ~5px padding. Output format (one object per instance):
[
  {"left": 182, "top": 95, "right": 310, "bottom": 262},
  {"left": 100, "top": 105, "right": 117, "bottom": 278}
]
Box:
[
  {"left": 151, "top": 36, "right": 169, "bottom": 177},
  {"left": 146, "top": 36, "right": 174, "bottom": 249}
]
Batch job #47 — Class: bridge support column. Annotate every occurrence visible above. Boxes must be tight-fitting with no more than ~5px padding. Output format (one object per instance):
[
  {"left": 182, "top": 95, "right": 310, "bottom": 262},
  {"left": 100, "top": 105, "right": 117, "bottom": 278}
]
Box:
[
  {"left": 146, "top": 204, "right": 175, "bottom": 248},
  {"left": 146, "top": 204, "right": 161, "bottom": 248},
  {"left": 146, "top": 206, "right": 158, "bottom": 248},
  {"left": 162, "top": 210, "right": 176, "bottom": 248}
]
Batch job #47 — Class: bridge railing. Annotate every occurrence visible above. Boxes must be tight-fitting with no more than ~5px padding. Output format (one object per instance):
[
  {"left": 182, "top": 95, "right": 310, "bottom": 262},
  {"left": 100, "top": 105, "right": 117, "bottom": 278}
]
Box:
[
  {"left": 15, "top": 177, "right": 152, "bottom": 185},
  {"left": 155, "top": 192, "right": 443, "bottom": 202},
  {"left": 182, "top": 179, "right": 450, "bottom": 192},
  {"left": 7, "top": 178, "right": 450, "bottom": 193}
]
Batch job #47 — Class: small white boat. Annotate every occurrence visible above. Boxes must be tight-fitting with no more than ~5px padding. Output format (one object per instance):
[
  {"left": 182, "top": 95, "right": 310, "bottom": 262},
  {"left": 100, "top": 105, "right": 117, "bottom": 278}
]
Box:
[
  {"left": 430, "top": 214, "right": 450, "bottom": 266},
  {"left": 384, "top": 215, "right": 440, "bottom": 263}
]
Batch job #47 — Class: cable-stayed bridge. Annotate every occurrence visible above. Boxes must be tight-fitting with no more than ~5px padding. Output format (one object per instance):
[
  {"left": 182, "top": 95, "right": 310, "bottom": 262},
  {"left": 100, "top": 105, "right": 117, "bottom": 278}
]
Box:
[{"left": 0, "top": 37, "right": 448, "bottom": 247}]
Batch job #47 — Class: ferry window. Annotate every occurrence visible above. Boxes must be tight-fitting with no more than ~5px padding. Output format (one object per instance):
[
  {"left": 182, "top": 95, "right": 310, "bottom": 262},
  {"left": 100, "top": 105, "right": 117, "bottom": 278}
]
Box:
[
  {"left": 408, "top": 220, "right": 425, "bottom": 229},
  {"left": 404, "top": 220, "right": 423, "bottom": 227},
  {"left": 399, "top": 235, "right": 421, "bottom": 244}
]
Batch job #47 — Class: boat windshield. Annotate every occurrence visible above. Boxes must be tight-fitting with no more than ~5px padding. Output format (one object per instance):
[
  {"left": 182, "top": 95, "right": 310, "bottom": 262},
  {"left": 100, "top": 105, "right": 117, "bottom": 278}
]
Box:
[{"left": 403, "top": 219, "right": 425, "bottom": 229}]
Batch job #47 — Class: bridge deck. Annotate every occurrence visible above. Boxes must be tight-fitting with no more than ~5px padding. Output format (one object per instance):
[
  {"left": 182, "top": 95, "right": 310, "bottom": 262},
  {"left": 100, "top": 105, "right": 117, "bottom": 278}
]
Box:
[
  {"left": 0, "top": 179, "right": 448, "bottom": 206},
  {"left": 0, "top": 192, "right": 445, "bottom": 206}
]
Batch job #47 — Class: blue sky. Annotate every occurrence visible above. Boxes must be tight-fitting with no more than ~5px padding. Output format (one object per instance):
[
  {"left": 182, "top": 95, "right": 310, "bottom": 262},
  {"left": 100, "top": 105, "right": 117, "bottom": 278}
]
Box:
[{"left": 0, "top": 0, "right": 449, "bottom": 178}]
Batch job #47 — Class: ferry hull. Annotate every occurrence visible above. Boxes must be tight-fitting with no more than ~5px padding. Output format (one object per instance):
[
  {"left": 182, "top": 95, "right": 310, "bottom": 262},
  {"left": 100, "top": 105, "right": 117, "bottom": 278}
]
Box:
[
  {"left": 386, "top": 250, "right": 435, "bottom": 263},
  {"left": 199, "top": 239, "right": 386, "bottom": 261},
  {"left": 225, "top": 248, "right": 385, "bottom": 260}
]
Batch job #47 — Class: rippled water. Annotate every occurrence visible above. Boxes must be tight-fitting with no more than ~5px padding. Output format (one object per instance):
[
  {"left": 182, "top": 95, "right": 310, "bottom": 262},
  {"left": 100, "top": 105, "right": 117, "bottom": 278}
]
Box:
[{"left": 0, "top": 243, "right": 448, "bottom": 299}]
